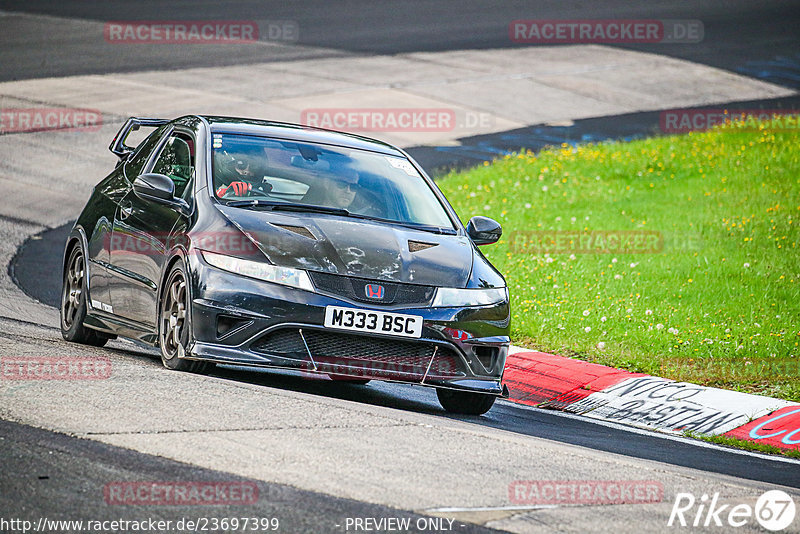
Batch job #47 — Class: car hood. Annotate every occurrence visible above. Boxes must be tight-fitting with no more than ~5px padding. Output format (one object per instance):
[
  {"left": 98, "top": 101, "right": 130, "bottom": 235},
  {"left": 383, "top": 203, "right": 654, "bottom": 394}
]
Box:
[{"left": 214, "top": 205, "right": 474, "bottom": 287}]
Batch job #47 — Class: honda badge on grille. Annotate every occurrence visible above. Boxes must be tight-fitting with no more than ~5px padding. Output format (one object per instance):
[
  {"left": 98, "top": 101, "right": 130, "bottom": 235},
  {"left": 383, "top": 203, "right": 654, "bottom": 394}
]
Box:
[{"left": 365, "top": 284, "right": 385, "bottom": 299}]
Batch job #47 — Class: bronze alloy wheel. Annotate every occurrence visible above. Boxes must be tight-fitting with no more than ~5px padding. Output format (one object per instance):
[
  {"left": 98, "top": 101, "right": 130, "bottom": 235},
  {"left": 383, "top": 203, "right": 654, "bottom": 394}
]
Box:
[
  {"left": 61, "top": 245, "right": 84, "bottom": 330},
  {"left": 60, "top": 242, "right": 108, "bottom": 347},
  {"left": 159, "top": 262, "right": 213, "bottom": 374}
]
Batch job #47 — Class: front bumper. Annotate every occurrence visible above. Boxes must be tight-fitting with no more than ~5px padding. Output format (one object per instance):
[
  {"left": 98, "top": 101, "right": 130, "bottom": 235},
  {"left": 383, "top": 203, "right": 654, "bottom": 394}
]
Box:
[{"left": 185, "top": 254, "right": 510, "bottom": 396}]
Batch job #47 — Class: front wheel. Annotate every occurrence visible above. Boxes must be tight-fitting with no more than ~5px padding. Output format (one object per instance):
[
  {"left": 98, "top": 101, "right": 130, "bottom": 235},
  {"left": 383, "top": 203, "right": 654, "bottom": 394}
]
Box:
[
  {"left": 60, "top": 242, "right": 108, "bottom": 347},
  {"left": 159, "top": 262, "right": 214, "bottom": 374},
  {"left": 436, "top": 388, "right": 496, "bottom": 415}
]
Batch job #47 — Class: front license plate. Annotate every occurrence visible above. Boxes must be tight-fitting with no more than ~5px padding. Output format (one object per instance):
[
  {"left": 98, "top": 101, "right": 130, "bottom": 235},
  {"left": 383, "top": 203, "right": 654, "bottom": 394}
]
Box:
[{"left": 324, "top": 306, "right": 423, "bottom": 338}]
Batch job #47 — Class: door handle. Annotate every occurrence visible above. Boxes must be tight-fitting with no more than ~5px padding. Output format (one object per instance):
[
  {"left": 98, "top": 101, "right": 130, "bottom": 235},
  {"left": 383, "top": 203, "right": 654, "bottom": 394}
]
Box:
[{"left": 120, "top": 203, "right": 132, "bottom": 220}]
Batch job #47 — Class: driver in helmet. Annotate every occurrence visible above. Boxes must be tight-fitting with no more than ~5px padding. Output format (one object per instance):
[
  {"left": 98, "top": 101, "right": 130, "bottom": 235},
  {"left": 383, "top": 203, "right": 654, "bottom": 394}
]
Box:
[{"left": 215, "top": 153, "right": 271, "bottom": 198}]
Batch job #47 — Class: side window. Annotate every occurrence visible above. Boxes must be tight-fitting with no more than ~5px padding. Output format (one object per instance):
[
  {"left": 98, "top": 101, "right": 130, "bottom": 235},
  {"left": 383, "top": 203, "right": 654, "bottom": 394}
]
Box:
[
  {"left": 124, "top": 126, "right": 167, "bottom": 179},
  {"left": 151, "top": 133, "right": 195, "bottom": 199}
]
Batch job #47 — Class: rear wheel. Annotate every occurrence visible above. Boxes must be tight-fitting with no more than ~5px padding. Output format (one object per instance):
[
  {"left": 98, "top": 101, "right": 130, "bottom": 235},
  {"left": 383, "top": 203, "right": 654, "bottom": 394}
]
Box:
[
  {"left": 159, "top": 262, "right": 214, "bottom": 374},
  {"left": 436, "top": 388, "right": 496, "bottom": 415},
  {"left": 60, "top": 242, "right": 108, "bottom": 347}
]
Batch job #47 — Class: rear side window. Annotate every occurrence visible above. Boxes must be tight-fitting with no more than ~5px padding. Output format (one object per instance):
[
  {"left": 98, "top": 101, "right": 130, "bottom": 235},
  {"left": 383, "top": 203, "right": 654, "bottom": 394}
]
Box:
[{"left": 124, "top": 125, "right": 167, "bottom": 179}]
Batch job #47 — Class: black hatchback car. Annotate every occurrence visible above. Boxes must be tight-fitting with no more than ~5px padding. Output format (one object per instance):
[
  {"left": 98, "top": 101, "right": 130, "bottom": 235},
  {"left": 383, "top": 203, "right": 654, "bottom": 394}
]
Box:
[{"left": 61, "top": 115, "right": 510, "bottom": 414}]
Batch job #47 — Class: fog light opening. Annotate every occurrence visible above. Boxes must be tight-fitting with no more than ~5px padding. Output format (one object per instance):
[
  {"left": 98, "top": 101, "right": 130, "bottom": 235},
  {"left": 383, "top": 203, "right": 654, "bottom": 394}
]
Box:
[
  {"left": 216, "top": 315, "right": 252, "bottom": 339},
  {"left": 474, "top": 346, "right": 498, "bottom": 370}
]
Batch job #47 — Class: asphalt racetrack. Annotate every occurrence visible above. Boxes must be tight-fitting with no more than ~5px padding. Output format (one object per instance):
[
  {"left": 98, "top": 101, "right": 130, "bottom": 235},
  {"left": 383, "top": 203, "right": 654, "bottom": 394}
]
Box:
[{"left": 1, "top": 2, "right": 799, "bottom": 533}]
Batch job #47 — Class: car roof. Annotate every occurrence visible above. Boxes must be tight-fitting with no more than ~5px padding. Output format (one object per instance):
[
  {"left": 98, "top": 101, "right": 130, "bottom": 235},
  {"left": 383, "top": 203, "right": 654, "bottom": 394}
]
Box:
[{"left": 197, "top": 115, "right": 405, "bottom": 157}]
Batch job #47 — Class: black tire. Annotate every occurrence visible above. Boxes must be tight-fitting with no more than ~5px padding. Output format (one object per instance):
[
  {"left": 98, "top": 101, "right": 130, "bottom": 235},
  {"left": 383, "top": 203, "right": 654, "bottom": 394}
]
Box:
[
  {"left": 328, "top": 374, "right": 370, "bottom": 385},
  {"left": 159, "top": 262, "right": 214, "bottom": 374},
  {"left": 436, "top": 388, "right": 496, "bottom": 415},
  {"left": 60, "top": 242, "right": 108, "bottom": 347}
]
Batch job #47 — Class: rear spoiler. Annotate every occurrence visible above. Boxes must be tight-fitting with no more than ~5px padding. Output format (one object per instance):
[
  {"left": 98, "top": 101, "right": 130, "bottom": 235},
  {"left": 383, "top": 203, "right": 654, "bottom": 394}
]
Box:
[{"left": 109, "top": 117, "right": 170, "bottom": 159}]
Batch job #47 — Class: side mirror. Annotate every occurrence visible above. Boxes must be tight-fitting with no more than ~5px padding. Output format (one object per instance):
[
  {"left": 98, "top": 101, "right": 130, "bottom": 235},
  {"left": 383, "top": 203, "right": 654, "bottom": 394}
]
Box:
[
  {"left": 466, "top": 216, "right": 502, "bottom": 245},
  {"left": 133, "top": 173, "right": 175, "bottom": 201}
]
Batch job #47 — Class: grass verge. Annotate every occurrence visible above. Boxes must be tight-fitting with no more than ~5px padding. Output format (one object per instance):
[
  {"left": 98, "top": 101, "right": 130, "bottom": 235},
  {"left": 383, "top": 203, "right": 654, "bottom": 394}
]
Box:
[
  {"left": 439, "top": 118, "right": 799, "bottom": 401},
  {"left": 684, "top": 431, "right": 800, "bottom": 459}
]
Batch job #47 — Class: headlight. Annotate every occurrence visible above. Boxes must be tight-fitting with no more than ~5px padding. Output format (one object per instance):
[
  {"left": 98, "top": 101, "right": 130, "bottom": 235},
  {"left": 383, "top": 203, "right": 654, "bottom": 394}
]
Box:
[
  {"left": 432, "top": 287, "right": 508, "bottom": 307},
  {"left": 200, "top": 250, "right": 314, "bottom": 292}
]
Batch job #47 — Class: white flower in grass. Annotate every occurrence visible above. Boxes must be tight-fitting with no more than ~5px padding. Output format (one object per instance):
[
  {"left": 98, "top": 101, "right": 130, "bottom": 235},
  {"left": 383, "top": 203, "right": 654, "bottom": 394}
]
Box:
[
  {"left": 570, "top": 217, "right": 576, "bottom": 223},
  {"left": 626, "top": 308, "right": 633, "bottom": 313},
  {"left": 555, "top": 216, "right": 561, "bottom": 221},
  {"left": 569, "top": 254, "right": 576, "bottom": 260},
  {"left": 630, "top": 262, "right": 639, "bottom": 268},
  {"left": 614, "top": 274, "right": 622, "bottom": 280},
  {"left": 525, "top": 203, "right": 532, "bottom": 209},
  {"left": 656, "top": 323, "right": 664, "bottom": 330},
  {"left": 600, "top": 316, "right": 607, "bottom": 322},
  {"left": 612, "top": 258, "right": 618, "bottom": 263},
  {"left": 469, "top": 192, "right": 476, "bottom": 198},
  {"left": 542, "top": 186, "right": 549, "bottom": 192},
  {"left": 597, "top": 342, "right": 606, "bottom": 350},
  {"left": 645, "top": 309, "right": 653, "bottom": 316},
  {"left": 584, "top": 326, "right": 592, "bottom": 333},
  {"left": 582, "top": 310, "right": 590, "bottom": 316},
  {"left": 668, "top": 327, "right": 679, "bottom": 335},
  {"left": 743, "top": 262, "right": 750, "bottom": 268}
]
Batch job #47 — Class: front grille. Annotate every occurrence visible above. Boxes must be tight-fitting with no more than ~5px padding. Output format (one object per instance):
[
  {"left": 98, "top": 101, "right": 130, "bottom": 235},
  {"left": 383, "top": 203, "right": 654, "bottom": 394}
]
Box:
[
  {"left": 251, "top": 329, "right": 307, "bottom": 358},
  {"left": 303, "top": 330, "right": 434, "bottom": 363},
  {"left": 308, "top": 271, "right": 434, "bottom": 306},
  {"left": 251, "top": 328, "right": 463, "bottom": 379}
]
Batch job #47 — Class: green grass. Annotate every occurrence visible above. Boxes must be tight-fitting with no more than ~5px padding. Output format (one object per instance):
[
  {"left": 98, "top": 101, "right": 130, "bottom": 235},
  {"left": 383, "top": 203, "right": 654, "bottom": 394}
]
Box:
[
  {"left": 438, "top": 119, "right": 800, "bottom": 401},
  {"left": 684, "top": 431, "right": 800, "bottom": 459}
]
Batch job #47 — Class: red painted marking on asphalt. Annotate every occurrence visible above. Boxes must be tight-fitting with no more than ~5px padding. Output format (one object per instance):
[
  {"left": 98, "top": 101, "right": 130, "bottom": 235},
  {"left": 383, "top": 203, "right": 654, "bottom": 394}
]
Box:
[
  {"left": 504, "top": 351, "right": 643, "bottom": 407},
  {"left": 724, "top": 405, "right": 800, "bottom": 451}
]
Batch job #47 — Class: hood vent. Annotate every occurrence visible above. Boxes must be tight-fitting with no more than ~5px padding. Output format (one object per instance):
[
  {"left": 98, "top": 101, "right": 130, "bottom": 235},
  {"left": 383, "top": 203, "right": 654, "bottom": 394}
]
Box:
[
  {"left": 408, "top": 240, "right": 438, "bottom": 253},
  {"left": 271, "top": 223, "right": 316, "bottom": 240}
]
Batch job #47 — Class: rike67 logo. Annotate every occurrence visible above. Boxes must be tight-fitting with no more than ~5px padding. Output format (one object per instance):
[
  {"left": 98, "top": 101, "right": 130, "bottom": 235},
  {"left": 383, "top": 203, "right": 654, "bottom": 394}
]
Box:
[{"left": 668, "top": 490, "right": 796, "bottom": 531}]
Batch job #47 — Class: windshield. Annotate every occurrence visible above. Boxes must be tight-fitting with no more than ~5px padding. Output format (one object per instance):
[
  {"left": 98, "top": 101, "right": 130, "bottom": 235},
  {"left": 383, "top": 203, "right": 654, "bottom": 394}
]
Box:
[{"left": 211, "top": 134, "right": 454, "bottom": 229}]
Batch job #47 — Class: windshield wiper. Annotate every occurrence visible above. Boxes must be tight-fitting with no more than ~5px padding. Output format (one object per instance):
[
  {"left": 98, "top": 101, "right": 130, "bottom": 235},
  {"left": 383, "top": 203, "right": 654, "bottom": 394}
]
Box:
[
  {"left": 224, "top": 199, "right": 277, "bottom": 208},
  {"left": 223, "top": 200, "right": 455, "bottom": 234},
  {"left": 224, "top": 199, "right": 350, "bottom": 216},
  {"left": 346, "top": 213, "right": 457, "bottom": 235},
  {"left": 271, "top": 203, "right": 351, "bottom": 216}
]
